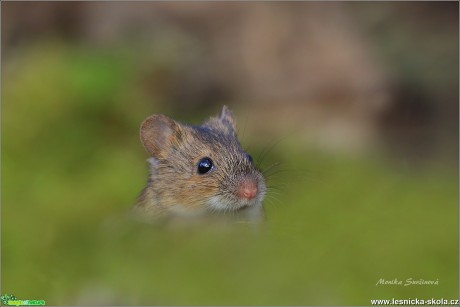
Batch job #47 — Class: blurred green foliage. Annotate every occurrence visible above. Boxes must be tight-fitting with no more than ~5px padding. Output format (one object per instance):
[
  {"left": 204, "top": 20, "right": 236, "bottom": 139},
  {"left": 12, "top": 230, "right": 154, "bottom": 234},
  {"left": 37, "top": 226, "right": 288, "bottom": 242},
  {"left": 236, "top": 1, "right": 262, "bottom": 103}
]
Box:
[{"left": 2, "top": 40, "right": 458, "bottom": 305}]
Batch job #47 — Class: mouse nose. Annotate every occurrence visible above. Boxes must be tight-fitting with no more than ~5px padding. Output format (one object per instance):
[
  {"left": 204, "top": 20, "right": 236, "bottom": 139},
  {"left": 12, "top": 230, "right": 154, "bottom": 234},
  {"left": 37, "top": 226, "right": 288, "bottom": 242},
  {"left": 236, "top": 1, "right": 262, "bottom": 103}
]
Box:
[{"left": 238, "top": 177, "right": 258, "bottom": 200}]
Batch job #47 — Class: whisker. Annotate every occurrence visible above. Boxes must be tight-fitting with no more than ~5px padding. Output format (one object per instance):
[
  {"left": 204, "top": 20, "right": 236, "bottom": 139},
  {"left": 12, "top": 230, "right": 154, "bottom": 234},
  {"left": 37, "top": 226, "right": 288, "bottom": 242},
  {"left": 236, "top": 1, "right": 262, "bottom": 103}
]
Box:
[
  {"left": 255, "top": 135, "right": 287, "bottom": 169},
  {"left": 265, "top": 195, "right": 282, "bottom": 205},
  {"left": 261, "top": 162, "right": 283, "bottom": 175},
  {"left": 266, "top": 187, "right": 285, "bottom": 193}
]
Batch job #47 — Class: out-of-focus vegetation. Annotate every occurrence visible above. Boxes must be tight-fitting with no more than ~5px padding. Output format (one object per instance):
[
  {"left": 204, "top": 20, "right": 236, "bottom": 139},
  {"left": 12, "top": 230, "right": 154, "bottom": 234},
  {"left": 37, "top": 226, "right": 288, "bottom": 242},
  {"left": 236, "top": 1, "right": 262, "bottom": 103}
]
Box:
[{"left": 2, "top": 2, "right": 458, "bottom": 305}]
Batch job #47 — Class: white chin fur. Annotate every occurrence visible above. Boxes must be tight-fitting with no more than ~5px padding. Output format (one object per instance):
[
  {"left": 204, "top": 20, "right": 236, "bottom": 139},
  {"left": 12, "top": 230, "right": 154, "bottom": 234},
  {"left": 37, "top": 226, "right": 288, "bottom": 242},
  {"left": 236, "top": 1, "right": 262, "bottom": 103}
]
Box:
[{"left": 206, "top": 195, "right": 263, "bottom": 212}]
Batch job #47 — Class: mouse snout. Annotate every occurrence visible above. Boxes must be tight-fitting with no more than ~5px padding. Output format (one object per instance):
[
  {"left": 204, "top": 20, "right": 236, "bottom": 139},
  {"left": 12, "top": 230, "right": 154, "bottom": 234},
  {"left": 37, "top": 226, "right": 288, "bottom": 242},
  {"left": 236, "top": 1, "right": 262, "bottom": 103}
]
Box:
[{"left": 237, "top": 176, "right": 258, "bottom": 200}]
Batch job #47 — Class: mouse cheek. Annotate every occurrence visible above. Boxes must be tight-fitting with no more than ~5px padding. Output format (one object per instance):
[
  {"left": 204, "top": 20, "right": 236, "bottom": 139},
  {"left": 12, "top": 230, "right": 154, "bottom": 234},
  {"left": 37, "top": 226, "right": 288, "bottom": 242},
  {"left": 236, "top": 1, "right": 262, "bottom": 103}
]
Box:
[{"left": 188, "top": 177, "right": 219, "bottom": 203}]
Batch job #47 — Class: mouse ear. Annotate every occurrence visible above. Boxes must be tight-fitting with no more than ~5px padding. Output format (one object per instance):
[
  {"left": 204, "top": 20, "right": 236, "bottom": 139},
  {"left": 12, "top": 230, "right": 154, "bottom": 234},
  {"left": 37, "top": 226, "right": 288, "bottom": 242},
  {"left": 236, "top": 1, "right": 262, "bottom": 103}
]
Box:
[
  {"left": 219, "top": 105, "right": 237, "bottom": 134},
  {"left": 140, "top": 114, "right": 181, "bottom": 157}
]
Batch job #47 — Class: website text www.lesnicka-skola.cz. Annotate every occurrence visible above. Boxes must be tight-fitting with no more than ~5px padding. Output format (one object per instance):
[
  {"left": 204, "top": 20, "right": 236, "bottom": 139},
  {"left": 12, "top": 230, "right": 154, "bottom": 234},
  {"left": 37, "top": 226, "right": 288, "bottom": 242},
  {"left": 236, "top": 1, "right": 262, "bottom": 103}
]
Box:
[{"left": 371, "top": 298, "right": 459, "bottom": 305}]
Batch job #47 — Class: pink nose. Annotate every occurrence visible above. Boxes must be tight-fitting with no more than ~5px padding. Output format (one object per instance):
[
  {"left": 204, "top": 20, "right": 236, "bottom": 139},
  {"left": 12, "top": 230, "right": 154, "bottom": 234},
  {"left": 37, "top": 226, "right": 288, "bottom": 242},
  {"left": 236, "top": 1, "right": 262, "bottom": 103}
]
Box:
[{"left": 238, "top": 178, "right": 258, "bottom": 200}]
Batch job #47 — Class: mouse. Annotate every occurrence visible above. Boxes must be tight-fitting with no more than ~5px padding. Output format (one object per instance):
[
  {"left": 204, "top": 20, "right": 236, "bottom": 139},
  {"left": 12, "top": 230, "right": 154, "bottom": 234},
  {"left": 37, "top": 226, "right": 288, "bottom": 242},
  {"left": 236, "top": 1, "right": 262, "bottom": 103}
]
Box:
[{"left": 134, "top": 106, "right": 266, "bottom": 221}]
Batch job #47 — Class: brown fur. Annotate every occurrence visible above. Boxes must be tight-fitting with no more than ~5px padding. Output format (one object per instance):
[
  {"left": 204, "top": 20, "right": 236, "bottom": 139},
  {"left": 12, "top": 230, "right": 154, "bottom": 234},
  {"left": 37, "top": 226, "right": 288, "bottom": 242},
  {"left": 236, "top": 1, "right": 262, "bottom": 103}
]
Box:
[{"left": 135, "top": 106, "right": 266, "bottom": 220}]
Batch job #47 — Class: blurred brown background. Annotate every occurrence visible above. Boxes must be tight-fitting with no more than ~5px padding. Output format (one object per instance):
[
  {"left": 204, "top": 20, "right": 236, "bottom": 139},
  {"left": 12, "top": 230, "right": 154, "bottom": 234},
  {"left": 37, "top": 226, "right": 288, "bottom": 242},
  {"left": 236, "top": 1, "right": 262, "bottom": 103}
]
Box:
[{"left": 3, "top": 1, "right": 458, "bottom": 163}]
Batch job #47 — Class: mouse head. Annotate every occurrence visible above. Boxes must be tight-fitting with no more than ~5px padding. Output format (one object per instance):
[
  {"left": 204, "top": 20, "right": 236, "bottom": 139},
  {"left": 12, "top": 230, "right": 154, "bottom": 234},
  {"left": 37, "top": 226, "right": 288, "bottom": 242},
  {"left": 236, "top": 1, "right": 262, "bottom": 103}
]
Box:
[{"left": 140, "top": 106, "right": 266, "bottom": 213}]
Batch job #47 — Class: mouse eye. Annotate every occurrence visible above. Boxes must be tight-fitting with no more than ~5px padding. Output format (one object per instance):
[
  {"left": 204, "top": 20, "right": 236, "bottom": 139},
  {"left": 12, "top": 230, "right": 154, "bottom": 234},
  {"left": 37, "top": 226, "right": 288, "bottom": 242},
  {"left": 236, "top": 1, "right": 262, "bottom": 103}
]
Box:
[
  {"left": 197, "top": 157, "right": 214, "bottom": 174},
  {"left": 246, "top": 153, "right": 253, "bottom": 163}
]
